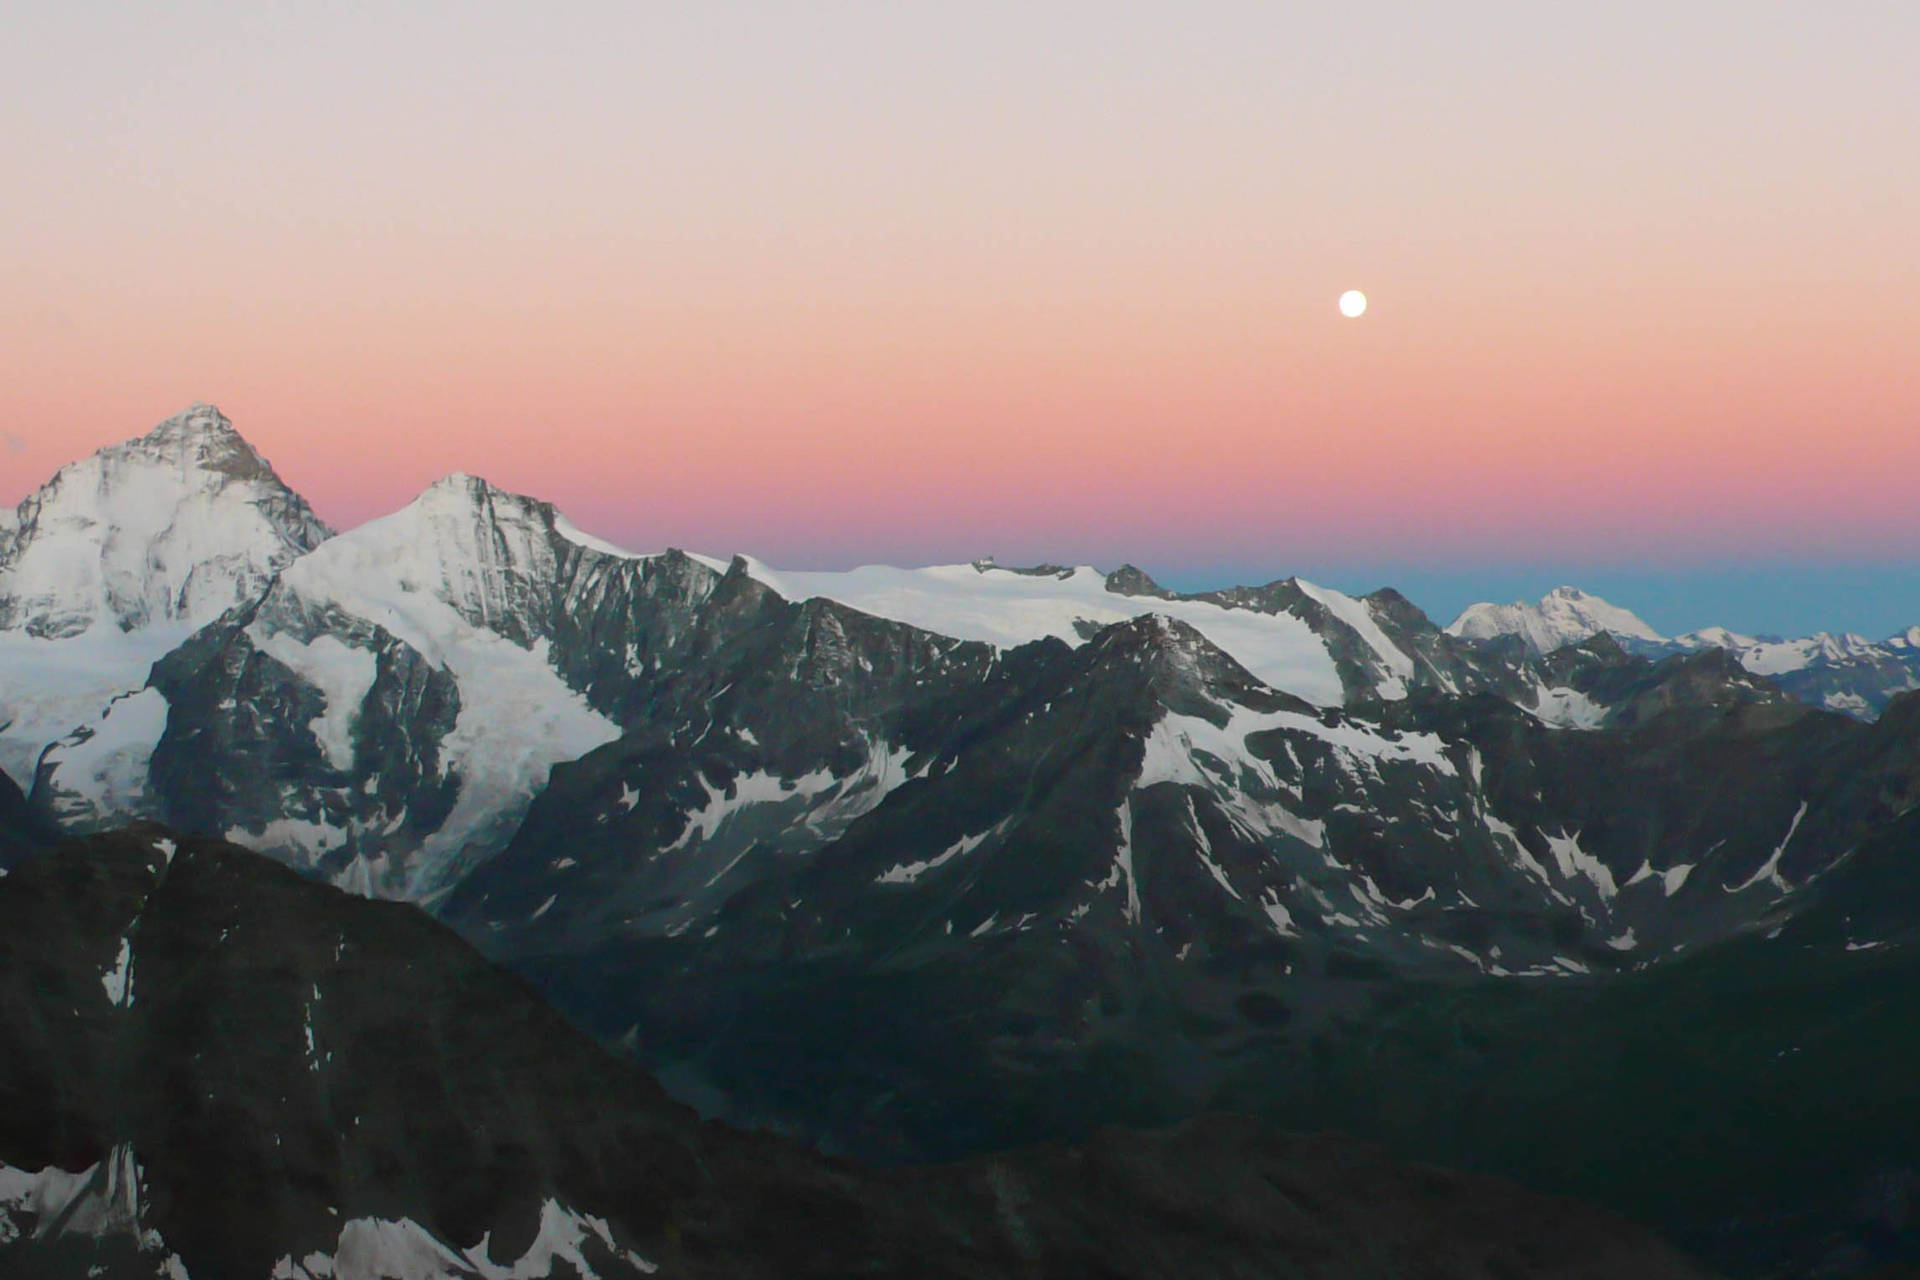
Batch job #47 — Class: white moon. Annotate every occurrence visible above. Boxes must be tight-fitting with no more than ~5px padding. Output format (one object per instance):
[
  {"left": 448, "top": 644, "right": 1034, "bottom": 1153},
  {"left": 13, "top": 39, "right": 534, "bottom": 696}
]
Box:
[{"left": 1339, "top": 290, "right": 1367, "bottom": 318}]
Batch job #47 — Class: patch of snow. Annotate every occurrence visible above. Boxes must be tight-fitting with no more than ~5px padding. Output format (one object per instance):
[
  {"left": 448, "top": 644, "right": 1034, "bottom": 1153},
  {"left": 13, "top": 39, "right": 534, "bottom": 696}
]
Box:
[
  {"left": 412, "top": 636, "right": 619, "bottom": 896},
  {"left": 226, "top": 818, "right": 348, "bottom": 863},
  {"left": 1362, "top": 876, "right": 1435, "bottom": 911},
  {"left": 877, "top": 821, "right": 1006, "bottom": 885},
  {"left": 253, "top": 632, "right": 378, "bottom": 771},
  {"left": 101, "top": 936, "right": 133, "bottom": 1007},
  {"left": 331, "top": 854, "right": 384, "bottom": 899},
  {"left": 278, "top": 1217, "right": 469, "bottom": 1280},
  {"left": 35, "top": 686, "right": 171, "bottom": 824},
  {"left": 1542, "top": 828, "right": 1619, "bottom": 900},
  {"left": 1137, "top": 702, "right": 1452, "bottom": 831},
  {"left": 303, "top": 984, "right": 322, "bottom": 1070},
  {"left": 1726, "top": 800, "right": 1808, "bottom": 893},
  {"left": 0, "top": 621, "right": 195, "bottom": 790},
  {"left": 1529, "top": 685, "right": 1608, "bottom": 730},
  {"left": 1112, "top": 801, "right": 1141, "bottom": 924},
  {"left": 459, "top": 1199, "right": 659, "bottom": 1278},
  {"left": 669, "top": 739, "right": 921, "bottom": 857},
  {"left": 667, "top": 767, "right": 838, "bottom": 851},
  {"left": 551, "top": 514, "right": 639, "bottom": 560},
  {"left": 1179, "top": 795, "right": 1242, "bottom": 901},
  {"left": 1258, "top": 888, "right": 1297, "bottom": 936},
  {"left": 1664, "top": 863, "right": 1694, "bottom": 895},
  {"left": 0, "top": 1145, "right": 148, "bottom": 1247},
  {"left": 1482, "top": 813, "right": 1559, "bottom": 894}
]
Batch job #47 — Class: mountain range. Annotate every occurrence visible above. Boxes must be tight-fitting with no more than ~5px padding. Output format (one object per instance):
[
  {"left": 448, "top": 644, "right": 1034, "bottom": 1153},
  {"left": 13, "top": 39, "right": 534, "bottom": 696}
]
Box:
[
  {"left": 4, "top": 405, "right": 1919, "bottom": 1277},
  {"left": 1451, "top": 585, "right": 1920, "bottom": 718}
]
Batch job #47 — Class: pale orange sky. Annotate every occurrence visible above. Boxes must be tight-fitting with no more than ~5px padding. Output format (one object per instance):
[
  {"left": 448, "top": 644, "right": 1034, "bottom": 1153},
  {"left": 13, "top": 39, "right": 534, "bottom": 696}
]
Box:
[{"left": 4, "top": 2, "right": 1918, "bottom": 631}]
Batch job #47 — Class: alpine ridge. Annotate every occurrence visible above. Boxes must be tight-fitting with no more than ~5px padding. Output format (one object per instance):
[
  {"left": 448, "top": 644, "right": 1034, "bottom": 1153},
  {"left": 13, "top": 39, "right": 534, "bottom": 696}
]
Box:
[{"left": 1451, "top": 586, "right": 1920, "bottom": 718}]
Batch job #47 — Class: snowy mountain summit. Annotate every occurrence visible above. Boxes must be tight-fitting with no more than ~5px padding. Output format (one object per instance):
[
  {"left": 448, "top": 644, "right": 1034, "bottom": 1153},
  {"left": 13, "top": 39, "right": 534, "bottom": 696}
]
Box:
[
  {"left": 0, "top": 403, "right": 330, "bottom": 638},
  {"left": 1447, "top": 586, "right": 1664, "bottom": 654},
  {"left": 0, "top": 405, "right": 333, "bottom": 792}
]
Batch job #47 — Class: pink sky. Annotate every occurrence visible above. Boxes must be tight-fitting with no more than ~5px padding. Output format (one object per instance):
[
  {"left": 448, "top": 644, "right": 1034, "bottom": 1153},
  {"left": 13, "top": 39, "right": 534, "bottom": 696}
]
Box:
[{"left": 4, "top": 3, "right": 1918, "bottom": 593}]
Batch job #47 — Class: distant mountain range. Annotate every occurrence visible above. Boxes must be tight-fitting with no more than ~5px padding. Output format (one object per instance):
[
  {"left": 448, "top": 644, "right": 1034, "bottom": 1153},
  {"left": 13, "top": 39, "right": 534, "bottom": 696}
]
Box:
[
  {"left": 1449, "top": 585, "right": 1920, "bottom": 717},
  {"left": 5, "top": 405, "right": 1920, "bottom": 1277}
]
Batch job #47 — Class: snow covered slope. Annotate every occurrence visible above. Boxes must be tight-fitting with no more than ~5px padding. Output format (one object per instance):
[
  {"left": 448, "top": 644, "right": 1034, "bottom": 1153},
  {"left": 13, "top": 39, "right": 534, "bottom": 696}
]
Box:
[
  {"left": 0, "top": 405, "right": 330, "bottom": 795},
  {"left": 1448, "top": 586, "right": 1664, "bottom": 654},
  {"left": 153, "top": 472, "right": 630, "bottom": 898},
  {"left": 734, "top": 558, "right": 1405, "bottom": 705}
]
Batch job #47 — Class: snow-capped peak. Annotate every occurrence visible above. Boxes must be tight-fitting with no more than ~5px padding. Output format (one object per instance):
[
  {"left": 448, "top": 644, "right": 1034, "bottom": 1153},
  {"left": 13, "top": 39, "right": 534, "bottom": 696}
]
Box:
[
  {"left": 271, "top": 471, "right": 639, "bottom": 658},
  {"left": 0, "top": 404, "right": 331, "bottom": 639},
  {"left": 1447, "top": 586, "right": 1664, "bottom": 654}
]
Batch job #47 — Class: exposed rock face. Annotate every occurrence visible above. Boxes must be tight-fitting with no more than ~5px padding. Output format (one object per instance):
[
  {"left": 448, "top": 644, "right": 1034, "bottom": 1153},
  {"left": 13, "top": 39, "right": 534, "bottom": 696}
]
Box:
[
  {"left": 0, "top": 768, "right": 56, "bottom": 871},
  {"left": 0, "top": 829, "right": 1716, "bottom": 1280}
]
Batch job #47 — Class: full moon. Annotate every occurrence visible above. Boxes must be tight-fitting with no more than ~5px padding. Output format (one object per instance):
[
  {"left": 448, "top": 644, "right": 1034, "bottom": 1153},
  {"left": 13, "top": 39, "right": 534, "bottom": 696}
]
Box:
[{"left": 1339, "top": 290, "right": 1367, "bottom": 318}]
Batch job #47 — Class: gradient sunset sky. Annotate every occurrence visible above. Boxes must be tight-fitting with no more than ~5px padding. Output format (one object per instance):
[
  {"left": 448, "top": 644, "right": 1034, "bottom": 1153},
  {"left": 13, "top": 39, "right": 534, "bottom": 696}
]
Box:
[{"left": 4, "top": 2, "right": 1917, "bottom": 635}]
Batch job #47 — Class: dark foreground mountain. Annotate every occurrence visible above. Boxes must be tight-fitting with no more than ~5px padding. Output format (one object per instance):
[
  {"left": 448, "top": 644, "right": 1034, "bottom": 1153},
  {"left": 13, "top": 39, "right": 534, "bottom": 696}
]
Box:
[{"left": 0, "top": 829, "right": 1714, "bottom": 1280}]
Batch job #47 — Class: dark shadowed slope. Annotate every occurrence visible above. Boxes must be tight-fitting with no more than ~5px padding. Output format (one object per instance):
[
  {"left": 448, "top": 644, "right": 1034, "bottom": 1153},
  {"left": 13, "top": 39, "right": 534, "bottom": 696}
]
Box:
[{"left": 0, "top": 827, "right": 1715, "bottom": 1279}]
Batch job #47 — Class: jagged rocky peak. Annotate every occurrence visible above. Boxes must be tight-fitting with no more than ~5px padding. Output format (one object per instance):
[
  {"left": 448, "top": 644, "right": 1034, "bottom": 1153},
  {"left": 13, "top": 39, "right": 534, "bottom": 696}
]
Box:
[
  {"left": 398, "top": 470, "right": 645, "bottom": 567},
  {"left": 276, "top": 470, "right": 629, "bottom": 631},
  {"left": 1084, "top": 612, "right": 1278, "bottom": 709},
  {"left": 1447, "top": 584, "right": 1664, "bottom": 654},
  {"left": 1104, "top": 563, "right": 1173, "bottom": 599},
  {"left": 1360, "top": 585, "right": 1432, "bottom": 627},
  {"left": 139, "top": 400, "right": 241, "bottom": 451},
  {"left": 0, "top": 403, "right": 331, "bottom": 638}
]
